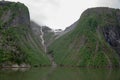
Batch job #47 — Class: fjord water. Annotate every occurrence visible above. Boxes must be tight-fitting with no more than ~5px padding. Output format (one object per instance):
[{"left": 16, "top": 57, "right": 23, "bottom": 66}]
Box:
[{"left": 0, "top": 67, "right": 120, "bottom": 80}]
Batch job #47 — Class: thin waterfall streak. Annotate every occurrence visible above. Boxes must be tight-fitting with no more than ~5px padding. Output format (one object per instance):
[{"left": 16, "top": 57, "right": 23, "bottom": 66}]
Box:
[
  {"left": 40, "top": 27, "right": 57, "bottom": 67},
  {"left": 40, "top": 27, "right": 46, "bottom": 53}
]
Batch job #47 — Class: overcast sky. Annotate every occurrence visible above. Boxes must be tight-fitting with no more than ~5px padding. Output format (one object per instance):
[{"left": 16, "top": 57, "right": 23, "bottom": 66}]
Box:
[{"left": 7, "top": 0, "right": 120, "bottom": 30}]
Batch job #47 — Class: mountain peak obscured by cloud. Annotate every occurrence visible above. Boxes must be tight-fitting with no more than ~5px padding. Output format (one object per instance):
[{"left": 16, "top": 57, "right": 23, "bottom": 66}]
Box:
[{"left": 7, "top": 0, "right": 120, "bottom": 29}]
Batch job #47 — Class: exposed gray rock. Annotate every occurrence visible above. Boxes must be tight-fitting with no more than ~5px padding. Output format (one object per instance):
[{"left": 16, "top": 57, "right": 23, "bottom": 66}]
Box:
[
  {"left": 30, "top": 21, "right": 41, "bottom": 37},
  {"left": 10, "top": 3, "right": 30, "bottom": 27},
  {"left": 1, "top": 10, "right": 12, "bottom": 23},
  {"left": 55, "top": 21, "right": 78, "bottom": 39},
  {"left": 65, "top": 20, "right": 78, "bottom": 32},
  {"left": 103, "top": 26, "right": 120, "bottom": 55}
]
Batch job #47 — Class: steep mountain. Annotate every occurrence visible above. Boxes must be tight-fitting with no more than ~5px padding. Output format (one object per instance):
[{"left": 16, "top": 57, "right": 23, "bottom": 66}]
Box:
[
  {"left": 48, "top": 7, "right": 120, "bottom": 68},
  {"left": 30, "top": 21, "right": 55, "bottom": 51},
  {"left": 0, "top": 1, "right": 50, "bottom": 67}
]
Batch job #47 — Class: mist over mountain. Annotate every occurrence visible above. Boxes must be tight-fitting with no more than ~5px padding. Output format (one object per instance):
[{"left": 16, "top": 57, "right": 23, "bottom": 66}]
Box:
[{"left": 0, "top": 1, "right": 120, "bottom": 68}]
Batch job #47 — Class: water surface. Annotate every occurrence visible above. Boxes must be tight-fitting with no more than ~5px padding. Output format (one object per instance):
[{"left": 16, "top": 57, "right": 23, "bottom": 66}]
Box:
[{"left": 0, "top": 67, "right": 120, "bottom": 80}]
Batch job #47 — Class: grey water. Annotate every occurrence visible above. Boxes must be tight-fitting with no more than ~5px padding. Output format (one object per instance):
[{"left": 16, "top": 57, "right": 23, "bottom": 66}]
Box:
[{"left": 0, "top": 67, "right": 120, "bottom": 80}]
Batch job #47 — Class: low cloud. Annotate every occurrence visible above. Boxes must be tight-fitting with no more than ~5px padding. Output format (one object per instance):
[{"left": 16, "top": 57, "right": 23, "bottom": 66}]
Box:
[
  {"left": 6, "top": 0, "right": 120, "bottom": 29},
  {"left": 97, "top": 0, "right": 120, "bottom": 8}
]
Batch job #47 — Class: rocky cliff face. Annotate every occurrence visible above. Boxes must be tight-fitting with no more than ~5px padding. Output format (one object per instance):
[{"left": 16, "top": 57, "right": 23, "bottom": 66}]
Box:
[
  {"left": 103, "top": 26, "right": 120, "bottom": 55},
  {"left": 0, "top": 2, "right": 50, "bottom": 67},
  {"left": 30, "top": 21, "right": 41, "bottom": 37},
  {"left": 54, "top": 21, "right": 78, "bottom": 39},
  {"left": 83, "top": 7, "right": 120, "bottom": 56},
  {"left": 30, "top": 21, "right": 55, "bottom": 51},
  {"left": 0, "top": 1, "right": 30, "bottom": 28},
  {"left": 42, "top": 26, "right": 55, "bottom": 48},
  {"left": 48, "top": 7, "right": 120, "bottom": 68}
]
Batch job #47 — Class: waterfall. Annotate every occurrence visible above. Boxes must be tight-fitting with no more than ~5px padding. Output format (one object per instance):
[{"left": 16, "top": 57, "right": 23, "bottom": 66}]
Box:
[
  {"left": 40, "top": 26, "right": 46, "bottom": 53},
  {"left": 40, "top": 26, "right": 57, "bottom": 67}
]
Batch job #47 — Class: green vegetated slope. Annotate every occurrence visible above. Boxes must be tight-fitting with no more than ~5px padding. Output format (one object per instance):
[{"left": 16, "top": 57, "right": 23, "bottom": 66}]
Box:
[
  {"left": 0, "top": 2, "right": 50, "bottom": 66},
  {"left": 48, "top": 7, "right": 120, "bottom": 67}
]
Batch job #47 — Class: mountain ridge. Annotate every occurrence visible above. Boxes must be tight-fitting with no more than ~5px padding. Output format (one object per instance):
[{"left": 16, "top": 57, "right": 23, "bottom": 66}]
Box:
[
  {"left": 0, "top": 2, "right": 50, "bottom": 67},
  {"left": 48, "top": 7, "right": 120, "bottom": 68},
  {"left": 0, "top": 1, "right": 120, "bottom": 68}
]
